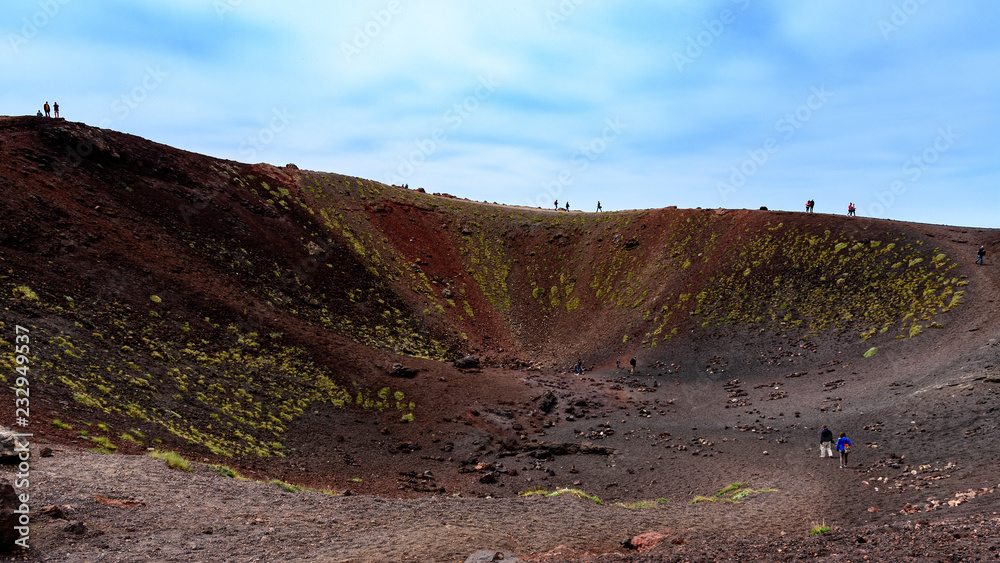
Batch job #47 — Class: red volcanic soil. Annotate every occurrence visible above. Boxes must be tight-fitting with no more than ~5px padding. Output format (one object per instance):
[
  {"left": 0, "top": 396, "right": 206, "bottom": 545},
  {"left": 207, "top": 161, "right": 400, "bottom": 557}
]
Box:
[{"left": 1, "top": 115, "right": 1000, "bottom": 561}]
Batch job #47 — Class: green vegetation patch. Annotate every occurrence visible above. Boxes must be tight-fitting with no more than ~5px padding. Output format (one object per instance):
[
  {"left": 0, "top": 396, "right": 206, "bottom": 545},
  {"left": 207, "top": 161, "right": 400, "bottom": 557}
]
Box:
[
  {"left": 519, "top": 488, "right": 603, "bottom": 504},
  {"left": 148, "top": 449, "right": 192, "bottom": 471}
]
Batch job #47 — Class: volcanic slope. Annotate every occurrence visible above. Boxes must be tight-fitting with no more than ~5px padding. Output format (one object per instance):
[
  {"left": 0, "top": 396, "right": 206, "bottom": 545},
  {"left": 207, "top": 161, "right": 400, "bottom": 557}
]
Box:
[{"left": 2, "top": 115, "right": 1000, "bottom": 560}]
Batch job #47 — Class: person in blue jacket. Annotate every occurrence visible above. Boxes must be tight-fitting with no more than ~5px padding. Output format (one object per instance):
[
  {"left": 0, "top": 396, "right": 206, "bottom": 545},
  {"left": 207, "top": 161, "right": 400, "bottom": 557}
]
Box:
[{"left": 836, "top": 432, "right": 852, "bottom": 468}]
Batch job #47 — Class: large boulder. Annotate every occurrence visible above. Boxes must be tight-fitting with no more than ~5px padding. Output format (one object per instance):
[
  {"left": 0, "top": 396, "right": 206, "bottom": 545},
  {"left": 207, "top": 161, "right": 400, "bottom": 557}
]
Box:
[
  {"left": 0, "top": 428, "right": 27, "bottom": 464},
  {"left": 0, "top": 480, "right": 21, "bottom": 551}
]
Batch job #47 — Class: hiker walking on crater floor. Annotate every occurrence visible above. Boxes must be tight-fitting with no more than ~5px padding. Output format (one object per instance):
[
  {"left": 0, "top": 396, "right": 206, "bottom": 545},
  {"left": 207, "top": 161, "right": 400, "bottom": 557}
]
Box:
[
  {"left": 629, "top": 357, "right": 636, "bottom": 375},
  {"left": 977, "top": 245, "right": 986, "bottom": 266},
  {"left": 837, "top": 432, "right": 852, "bottom": 468},
  {"left": 819, "top": 425, "right": 834, "bottom": 458}
]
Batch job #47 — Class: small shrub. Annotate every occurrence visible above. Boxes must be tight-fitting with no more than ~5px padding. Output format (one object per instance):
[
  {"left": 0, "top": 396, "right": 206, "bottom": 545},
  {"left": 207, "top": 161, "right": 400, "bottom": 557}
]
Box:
[
  {"left": 810, "top": 524, "right": 831, "bottom": 536},
  {"left": 13, "top": 286, "right": 39, "bottom": 300},
  {"left": 50, "top": 419, "right": 72, "bottom": 430},
  {"left": 89, "top": 436, "right": 117, "bottom": 452},
  {"left": 148, "top": 449, "right": 192, "bottom": 471},
  {"left": 212, "top": 465, "right": 242, "bottom": 479},
  {"left": 863, "top": 347, "right": 878, "bottom": 358},
  {"left": 270, "top": 479, "right": 301, "bottom": 493}
]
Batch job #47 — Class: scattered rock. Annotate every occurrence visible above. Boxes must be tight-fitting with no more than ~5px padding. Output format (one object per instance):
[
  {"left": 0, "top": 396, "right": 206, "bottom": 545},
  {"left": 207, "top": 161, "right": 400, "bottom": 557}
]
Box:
[
  {"left": 464, "top": 550, "right": 524, "bottom": 563},
  {"left": 389, "top": 363, "right": 418, "bottom": 378},
  {"left": 41, "top": 505, "right": 70, "bottom": 519},
  {"left": 537, "top": 390, "right": 557, "bottom": 413},
  {"left": 64, "top": 520, "right": 87, "bottom": 535},
  {"left": 40, "top": 447, "right": 53, "bottom": 458},
  {"left": 454, "top": 356, "right": 480, "bottom": 369},
  {"left": 629, "top": 531, "right": 668, "bottom": 552}
]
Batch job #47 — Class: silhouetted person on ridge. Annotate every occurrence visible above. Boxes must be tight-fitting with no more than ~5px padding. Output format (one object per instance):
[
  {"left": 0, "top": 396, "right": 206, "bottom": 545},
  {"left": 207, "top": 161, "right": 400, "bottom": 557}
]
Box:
[
  {"left": 53, "top": 102, "right": 59, "bottom": 118},
  {"left": 554, "top": 199, "right": 558, "bottom": 210},
  {"left": 43, "top": 101, "right": 50, "bottom": 117},
  {"left": 847, "top": 203, "right": 856, "bottom": 216},
  {"left": 36, "top": 110, "right": 42, "bottom": 117},
  {"left": 596, "top": 201, "right": 602, "bottom": 212},
  {"left": 565, "top": 201, "right": 570, "bottom": 211}
]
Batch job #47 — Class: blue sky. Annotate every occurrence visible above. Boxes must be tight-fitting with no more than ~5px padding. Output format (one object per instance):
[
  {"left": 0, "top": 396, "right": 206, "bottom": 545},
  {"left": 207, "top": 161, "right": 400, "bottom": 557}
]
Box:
[{"left": 3, "top": 1, "right": 999, "bottom": 227}]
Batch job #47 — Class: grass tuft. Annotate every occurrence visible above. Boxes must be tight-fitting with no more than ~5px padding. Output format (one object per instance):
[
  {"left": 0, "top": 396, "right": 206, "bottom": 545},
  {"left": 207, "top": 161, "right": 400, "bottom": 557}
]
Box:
[{"left": 148, "top": 449, "right": 192, "bottom": 471}]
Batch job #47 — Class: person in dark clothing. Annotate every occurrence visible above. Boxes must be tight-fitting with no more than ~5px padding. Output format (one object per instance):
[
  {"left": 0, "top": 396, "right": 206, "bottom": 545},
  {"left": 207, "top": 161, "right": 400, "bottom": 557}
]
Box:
[
  {"left": 596, "top": 201, "right": 602, "bottom": 212},
  {"left": 819, "top": 425, "right": 834, "bottom": 458},
  {"left": 977, "top": 245, "right": 986, "bottom": 265},
  {"left": 836, "top": 432, "right": 852, "bottom": 468},
  {"left": 629, "top": 357, "right": 637, "bottom": 375},
  {"left": 53, "top": 102, "right": 59, "bottom": 118},
  {"left": 43, "top": 101, "right": 50, "bottom": 117}
]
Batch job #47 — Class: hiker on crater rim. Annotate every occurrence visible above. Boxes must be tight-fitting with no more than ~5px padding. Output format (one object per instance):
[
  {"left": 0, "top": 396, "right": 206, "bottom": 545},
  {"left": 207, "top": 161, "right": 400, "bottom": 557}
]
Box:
[
  {"left": 819, "top": 425, "right": 834, "bottom": 458},
  {"left": 976, "top": 245, "right": 986, "bottom": 266},
  {"left": 43, "top": 101, "right": 50, "bottom": 117},
  {"left": 565, "top": 201, "right": 570, "bottom": 211},
  {"left": 554, "top": 199, "right": 558, "bottom": 210},
  {"left": 837, "top": 432, "right": 852, "bottom": 468},
  {"left": 53, "top": 102, "right": 59, "bottom": 118},
  {"left": 597, "top": 201, "right": 602, "bottom": 212},
  {"left": 847, "top": 203, "right": 856, "bottom": 217}
]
